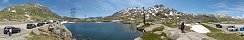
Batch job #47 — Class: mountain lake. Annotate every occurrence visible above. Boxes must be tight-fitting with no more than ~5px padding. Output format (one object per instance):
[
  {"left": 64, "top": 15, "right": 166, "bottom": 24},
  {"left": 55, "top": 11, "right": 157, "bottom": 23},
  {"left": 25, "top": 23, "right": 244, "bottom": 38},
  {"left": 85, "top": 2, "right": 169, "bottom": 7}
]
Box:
[{"left": 64, "top": 22, "right": 143, "bottom": 40}]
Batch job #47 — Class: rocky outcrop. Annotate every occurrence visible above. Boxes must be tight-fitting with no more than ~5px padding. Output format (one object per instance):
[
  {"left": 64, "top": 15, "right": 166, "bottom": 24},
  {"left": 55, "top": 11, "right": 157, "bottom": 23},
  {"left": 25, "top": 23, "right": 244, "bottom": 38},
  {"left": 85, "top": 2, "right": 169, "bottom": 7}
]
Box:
[
  {"left": 134, "top": 37, "right": 142, "bottom": 40},
  {"left": 31, "top": 29, "right": 41, "bottom": 35},
  {"left": 163, "top": 27, "right": 216, "bottom": 40},
  {"left": 28, "top": 22, "right": 75, "bottom": 40},
  {"left": 144, "top": 24, "right": 162, "bottom": 32},
  {"left": 163, "top": 27, "right": 182, "bottom": 39},
  {"left": 177, "top": 32, "right": 216, "bottom": 40}
]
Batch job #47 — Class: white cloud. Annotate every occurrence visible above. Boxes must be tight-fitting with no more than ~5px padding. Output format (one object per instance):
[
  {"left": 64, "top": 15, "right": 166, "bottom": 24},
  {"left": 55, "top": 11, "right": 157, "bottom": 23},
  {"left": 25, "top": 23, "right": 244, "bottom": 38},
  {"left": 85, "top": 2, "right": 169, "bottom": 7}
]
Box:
[
  {"left": 211, "top": 2, "right": 244, "bottom": 18},
  {"left": 233, "top": 14, "right": 244, "bottom": 19},
  {"left": 128, "top": 0, "right": 145, "bottom": 7},
  {"left": 96, "top": 0, "right": 115, "bottom": 12},
  {"left": 213, "top": 2, "right": 227, "bottom": 8}
]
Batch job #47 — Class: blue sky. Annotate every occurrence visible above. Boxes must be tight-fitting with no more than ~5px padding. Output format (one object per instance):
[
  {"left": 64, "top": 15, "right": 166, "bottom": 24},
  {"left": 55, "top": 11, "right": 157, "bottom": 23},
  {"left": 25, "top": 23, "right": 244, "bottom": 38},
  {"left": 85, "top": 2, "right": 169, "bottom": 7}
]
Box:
[{"left": 0, "top": 0, "right": 244, "bottom": 18}]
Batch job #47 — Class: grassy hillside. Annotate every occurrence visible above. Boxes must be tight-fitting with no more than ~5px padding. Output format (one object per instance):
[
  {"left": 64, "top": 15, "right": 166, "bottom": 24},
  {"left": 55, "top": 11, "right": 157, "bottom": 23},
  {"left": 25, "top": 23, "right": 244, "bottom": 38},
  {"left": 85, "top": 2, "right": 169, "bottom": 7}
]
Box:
[{"left": 0, "top": 3, "right": 61, "bottom": 21}]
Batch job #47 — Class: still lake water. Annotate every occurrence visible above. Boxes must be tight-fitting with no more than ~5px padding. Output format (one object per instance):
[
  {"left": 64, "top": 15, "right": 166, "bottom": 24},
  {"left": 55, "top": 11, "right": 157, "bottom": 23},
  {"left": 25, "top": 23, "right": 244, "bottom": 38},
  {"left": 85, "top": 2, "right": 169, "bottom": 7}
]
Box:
[{"left": 64, "top": 22, "right": 143, "bottom": 40}]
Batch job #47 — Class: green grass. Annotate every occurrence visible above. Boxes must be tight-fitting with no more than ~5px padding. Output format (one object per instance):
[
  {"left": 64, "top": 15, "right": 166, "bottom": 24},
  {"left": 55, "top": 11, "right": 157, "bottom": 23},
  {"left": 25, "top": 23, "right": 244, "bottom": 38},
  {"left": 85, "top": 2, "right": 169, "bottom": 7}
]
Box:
[
  {"left": 0, "top": 3, "right": 61, "bottom": 21},
  {"left": 207, "top": 33, "right": 244, "bottom": 40},
  {"left": 162, "top": 21, "right": 175, "bottom": 28},
  {"left": 152, "top": 27, "right": 164, "bottom": 32},
  {"left": 160, "top": 31, "right": 172, "bottom": 40},
  {"left": 142, "top": 27, "right": 172, "bottom": 40},
  {"left": 201, "top": 24, "right": 223, "bottom": 32},
  {"left": 142, "top": 32, "right": 162, "bottom": 40}
]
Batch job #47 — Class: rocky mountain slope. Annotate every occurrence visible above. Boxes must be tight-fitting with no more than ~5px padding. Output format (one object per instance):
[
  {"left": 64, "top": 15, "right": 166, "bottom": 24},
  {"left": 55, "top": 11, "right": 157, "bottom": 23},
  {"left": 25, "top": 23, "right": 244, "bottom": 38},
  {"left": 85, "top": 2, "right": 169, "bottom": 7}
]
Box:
[
  {"left": 105, "top": 5, "right": 236, "bottom": 23},
  {"left": 0, "top": 3, "right": 61, "bottom": 22}
]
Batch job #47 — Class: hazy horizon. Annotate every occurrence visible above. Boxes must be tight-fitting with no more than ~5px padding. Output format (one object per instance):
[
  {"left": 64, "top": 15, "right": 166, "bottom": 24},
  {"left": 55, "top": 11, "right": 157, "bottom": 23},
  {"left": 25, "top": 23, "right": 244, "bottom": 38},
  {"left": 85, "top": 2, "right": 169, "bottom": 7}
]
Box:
[{"left": 1, "top": 0, "right": 244, "bottom": 18}]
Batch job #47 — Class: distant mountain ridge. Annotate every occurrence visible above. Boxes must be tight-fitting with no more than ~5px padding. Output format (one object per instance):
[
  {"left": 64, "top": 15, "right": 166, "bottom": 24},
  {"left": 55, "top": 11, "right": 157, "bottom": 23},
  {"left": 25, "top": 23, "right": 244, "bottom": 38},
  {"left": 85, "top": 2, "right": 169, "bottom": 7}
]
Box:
[
  {"left": 0, "top": 3, "right": 61, "bottom": 22},
  {"left": 104, "top": 5, "right": 236, "bottom": 22}
]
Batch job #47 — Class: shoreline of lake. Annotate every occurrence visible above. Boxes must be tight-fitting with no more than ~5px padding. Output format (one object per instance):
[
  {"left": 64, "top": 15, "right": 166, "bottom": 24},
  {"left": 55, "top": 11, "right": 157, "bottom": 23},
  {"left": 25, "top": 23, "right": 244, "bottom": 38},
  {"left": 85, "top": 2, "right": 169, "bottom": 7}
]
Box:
[{"left": 64, "top": 22, "right": 143, "bottom": 40}]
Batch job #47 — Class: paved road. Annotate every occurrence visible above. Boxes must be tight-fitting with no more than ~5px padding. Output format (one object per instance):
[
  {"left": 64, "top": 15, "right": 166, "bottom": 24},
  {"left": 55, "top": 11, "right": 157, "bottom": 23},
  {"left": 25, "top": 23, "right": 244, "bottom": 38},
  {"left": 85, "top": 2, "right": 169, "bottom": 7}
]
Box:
[{"left": 0, "top": 23, "right": 48, "bottom": 40}]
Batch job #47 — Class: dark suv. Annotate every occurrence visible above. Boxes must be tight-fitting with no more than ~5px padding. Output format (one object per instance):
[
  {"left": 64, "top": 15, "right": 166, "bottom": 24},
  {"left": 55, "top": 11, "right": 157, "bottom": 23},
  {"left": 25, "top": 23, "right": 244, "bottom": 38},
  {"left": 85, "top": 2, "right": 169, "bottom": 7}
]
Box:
[
  {"left": 27, "top": 24, "right": 37, "bottom": 29},
  {"left": 4, "top": 26, "right": 21, "bottom": 34},
  {"left": 46, "top": 22, "right": 52, "bottom": 24},
  {"left": 215, "top": 24, "right": 222, "bottom": 28},
  {"left": 37, "top": 23, "right": 45, "bottom": 27}
]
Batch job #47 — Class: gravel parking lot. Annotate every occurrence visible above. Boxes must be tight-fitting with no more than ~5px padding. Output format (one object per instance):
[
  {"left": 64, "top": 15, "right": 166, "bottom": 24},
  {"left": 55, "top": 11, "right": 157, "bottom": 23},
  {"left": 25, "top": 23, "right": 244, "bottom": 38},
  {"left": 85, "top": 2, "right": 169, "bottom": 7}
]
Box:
[
  {"left": 0, "top": 22, "right": 48, "bottom": 40},
  {"left": 204, "top": 23, "right": 244, "bottom": 33}
]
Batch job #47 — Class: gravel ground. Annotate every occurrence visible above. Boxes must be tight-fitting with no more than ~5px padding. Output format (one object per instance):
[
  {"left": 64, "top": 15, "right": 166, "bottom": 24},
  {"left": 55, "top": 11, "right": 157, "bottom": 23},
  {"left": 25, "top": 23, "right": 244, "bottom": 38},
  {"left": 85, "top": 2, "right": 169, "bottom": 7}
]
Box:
[{"left": 0, "top": 22, "right": 48, "bottom": 40}]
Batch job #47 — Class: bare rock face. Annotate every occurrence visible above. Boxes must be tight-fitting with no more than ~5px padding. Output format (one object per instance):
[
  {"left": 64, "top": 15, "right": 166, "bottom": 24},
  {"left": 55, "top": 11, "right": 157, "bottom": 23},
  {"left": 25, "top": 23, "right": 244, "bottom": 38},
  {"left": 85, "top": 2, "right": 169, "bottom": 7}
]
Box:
[
  {"left": 163, "top": 27, "right": 216, "bottom": 40},
  {"left": 41, "top": 32, "right": 50, "bottom": 36},
  {"left": 144, "top": 24, "right": 163, "bottom": 32},
  {"left": 160, "top": 36, "right": 166, "bottom": 40},
  {"left": 134, "top": 37, "right": 142, "bottom": 40},
  {"left": 163, "top": 27, "right": 182, "bottom": 39},
  {"left": 28, "top": 22, "right": 75, "bottom": 40},
  {"left": 31, "top": 29, "right": 41, "bottom": 35},
  {"left": 177, "top": 32, "right": 216, "bottom": 40},
  {"left": 47, "top": 23, "right": 74, "bottom": 40}
]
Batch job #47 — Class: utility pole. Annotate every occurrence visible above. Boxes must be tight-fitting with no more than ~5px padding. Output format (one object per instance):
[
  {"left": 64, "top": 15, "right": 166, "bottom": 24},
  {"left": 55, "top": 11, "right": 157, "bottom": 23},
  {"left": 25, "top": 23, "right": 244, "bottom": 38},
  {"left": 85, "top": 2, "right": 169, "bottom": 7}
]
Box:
[
  {"left": 143, "top": 7, "right": 146, "bottom": 25},
  {"left": 71, "top": 8, "right": 76, "bottom": 18},
  {"left": 85, "top": 14, "right": 87, "bottom": 21}
]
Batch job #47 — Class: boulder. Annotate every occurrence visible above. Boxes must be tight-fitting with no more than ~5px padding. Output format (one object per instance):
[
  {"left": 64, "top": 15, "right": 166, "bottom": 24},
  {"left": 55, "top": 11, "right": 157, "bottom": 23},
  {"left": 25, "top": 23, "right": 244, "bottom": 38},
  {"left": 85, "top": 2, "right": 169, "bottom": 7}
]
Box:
[
  {"left": 41, "top": 32, "right": 50, "bottom": 36},
  {"left": 134, "top": 37, "right": 142, "bottom": 40},
  {"left": 160, "top": 36, "right": 166, "bottom": 40},
  {"left": 32, "top": 29, "right": 41, "bottom": 35},
  {"left": 38, "top": 27, "right": 49, "bottom": 32},
  {"left": 54, "top": 29, "right": 60, "bottom": 34},
  {"left": 163, "top": 27, "right": 181, "bottom": 39},
  {"left": 153, "top": 31, "right": 163, "bottom": 35}
]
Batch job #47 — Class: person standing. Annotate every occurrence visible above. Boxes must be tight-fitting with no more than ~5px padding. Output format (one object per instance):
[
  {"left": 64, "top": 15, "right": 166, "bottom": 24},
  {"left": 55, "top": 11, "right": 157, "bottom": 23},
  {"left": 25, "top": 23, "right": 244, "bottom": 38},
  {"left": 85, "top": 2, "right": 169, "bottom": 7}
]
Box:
[
  {"left": 180, "top": 21, "right": 185, "bottom": 33},
  {"left": 8, "top": 27, "right": 13, "bottom": 36}
]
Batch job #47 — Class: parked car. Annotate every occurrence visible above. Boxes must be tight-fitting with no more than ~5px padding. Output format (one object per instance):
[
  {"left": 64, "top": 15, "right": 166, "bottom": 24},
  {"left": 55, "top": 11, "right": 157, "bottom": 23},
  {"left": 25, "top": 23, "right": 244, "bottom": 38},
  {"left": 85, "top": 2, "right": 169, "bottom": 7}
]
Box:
[
  {"left": 27, "top": 24, "right": 37, "bottom": 29},
  {"left": 197, "top": 21, "right": 201, "bottom": 23},
  {"left": 240, "top": 27, "right": 244, "bottom": 32},
  {"left": 227, "top": 26, "right": 238, "bottom": 31},
  {"left": 215, "top": 24, "right": 222, "bottom": 28},
  {"left": 37, "top": 23, "right": 45, "bottom": 27},
  {"left": 46, "top": 22, "right": 52, "bottom": 24},
  {"left": 4, "top": 26, "right": 21, "bottom": 34}
]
